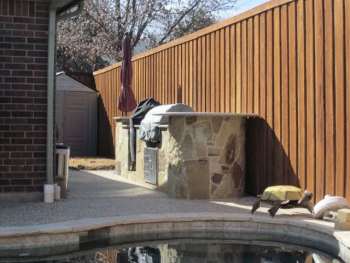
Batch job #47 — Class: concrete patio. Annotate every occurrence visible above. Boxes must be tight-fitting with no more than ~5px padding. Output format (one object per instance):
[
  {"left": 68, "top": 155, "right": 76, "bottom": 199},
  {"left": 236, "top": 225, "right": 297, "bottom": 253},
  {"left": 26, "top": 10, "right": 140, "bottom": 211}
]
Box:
[
  {"left": 0, "top": 170, "right": 350, "bottom": 262},
  {"left": 0, "top": 169, "right": 312, "bottom": 227}
]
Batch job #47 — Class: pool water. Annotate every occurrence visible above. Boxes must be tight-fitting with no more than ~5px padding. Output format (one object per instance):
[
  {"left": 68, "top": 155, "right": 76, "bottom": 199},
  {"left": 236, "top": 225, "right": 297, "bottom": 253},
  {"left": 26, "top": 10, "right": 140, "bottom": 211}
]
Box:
[{"left": 2, "top": 240, "right": 342, "bottom": 263}]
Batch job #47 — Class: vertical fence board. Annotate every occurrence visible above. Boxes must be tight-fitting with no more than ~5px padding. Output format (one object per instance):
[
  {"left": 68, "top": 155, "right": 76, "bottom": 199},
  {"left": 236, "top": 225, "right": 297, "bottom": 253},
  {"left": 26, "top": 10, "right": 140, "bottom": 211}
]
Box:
[
  {"left": 266, "top": 10, "right": 274, "bottom": 187},
  {"left": 230, "top": 25, "right": 236, "bottom": 112},
  {"left": 273, "top": 7, "right": 283, "bottom": 184},
  {"left": 236, "top": 23, "right": 242, "bottom": 113},
  {"left": 345, "top": 0, "right": 350, "bottom": 199},
  {"left": 305, "top": 0, "right": 315, "bottom": 194},
  {"left": 324, "top": 0, "right": 335, "bottom": 196},
  {"left": 247, "top": 18, "right": 254, "bottom": 113},
  {"left": 334, "top": 0, "right": 345, "bottom": 197},
  {"left": 288, "top": 1, "right": 298, "bottom": 186},
  {"left": 254, "top": 16, "right": 260, "bottom": 114},
  {"left": 281, "top": 5, "right": 289, "bottom": 183},
  {"left": 314, "top": 0, "right": 325, "bottom": 201},
  {"left": 225, "top": 27, "right": 231, "bottom": 112}
]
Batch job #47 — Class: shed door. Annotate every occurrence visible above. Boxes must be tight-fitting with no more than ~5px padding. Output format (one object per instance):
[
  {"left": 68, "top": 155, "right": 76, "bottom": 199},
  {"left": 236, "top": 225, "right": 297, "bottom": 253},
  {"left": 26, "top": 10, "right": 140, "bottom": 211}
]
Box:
[{"left": 63, "top": 92, "right": 96, "bottom": 156}]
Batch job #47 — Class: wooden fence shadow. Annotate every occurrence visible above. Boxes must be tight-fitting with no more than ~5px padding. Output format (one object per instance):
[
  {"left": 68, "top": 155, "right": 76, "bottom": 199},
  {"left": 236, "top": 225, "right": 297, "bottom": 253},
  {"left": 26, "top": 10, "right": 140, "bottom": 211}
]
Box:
[{"left": 245, "top": 117, "right": 300, "bottom": 196}]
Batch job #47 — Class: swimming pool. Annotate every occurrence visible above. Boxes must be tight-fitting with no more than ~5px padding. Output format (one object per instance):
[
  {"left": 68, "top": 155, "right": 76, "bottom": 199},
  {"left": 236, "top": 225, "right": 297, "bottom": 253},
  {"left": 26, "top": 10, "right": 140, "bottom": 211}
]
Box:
[{"left": 0, "top": 239, "right": 343, "bottom": 263}]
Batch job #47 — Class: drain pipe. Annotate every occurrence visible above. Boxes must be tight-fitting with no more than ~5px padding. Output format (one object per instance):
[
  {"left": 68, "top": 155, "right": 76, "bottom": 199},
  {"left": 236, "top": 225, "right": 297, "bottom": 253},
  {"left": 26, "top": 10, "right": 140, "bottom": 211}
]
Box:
[
  {"left": 44, "top": 1, "right": 83, "bottom": 203},
  {"left": 44, "top": 6, "right": 57, "bottom": 203}
]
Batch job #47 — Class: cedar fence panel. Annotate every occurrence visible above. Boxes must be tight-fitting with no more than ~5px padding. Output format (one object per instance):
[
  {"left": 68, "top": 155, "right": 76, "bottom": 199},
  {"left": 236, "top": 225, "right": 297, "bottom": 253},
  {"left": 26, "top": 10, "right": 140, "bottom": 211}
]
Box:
[{"left": 94, "top": 0, "right": 350, "bottom": 201}]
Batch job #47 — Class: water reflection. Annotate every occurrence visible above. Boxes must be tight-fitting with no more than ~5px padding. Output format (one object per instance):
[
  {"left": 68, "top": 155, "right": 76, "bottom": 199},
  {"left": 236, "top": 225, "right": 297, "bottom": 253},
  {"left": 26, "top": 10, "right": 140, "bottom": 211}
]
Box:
[{"left": 1, "top": 241, "right": 342, "bottom": 263}]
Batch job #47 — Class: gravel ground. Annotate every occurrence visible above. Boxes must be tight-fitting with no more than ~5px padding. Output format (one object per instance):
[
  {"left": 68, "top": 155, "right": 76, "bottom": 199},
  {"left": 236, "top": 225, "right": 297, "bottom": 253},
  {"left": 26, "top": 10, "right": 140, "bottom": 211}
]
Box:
[{"left": 0, "top": 170, "right": 312, "bottom": 227}]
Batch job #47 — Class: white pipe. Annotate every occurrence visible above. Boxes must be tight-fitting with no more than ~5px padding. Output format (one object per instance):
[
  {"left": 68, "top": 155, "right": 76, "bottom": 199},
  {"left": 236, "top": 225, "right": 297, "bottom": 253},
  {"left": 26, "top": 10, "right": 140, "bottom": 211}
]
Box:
[
  {"left": 45, "top": 1, "right": 83, "bottom": 202},
  {"left": 46, "top": 7, "right": 56, "bottom": 187}
]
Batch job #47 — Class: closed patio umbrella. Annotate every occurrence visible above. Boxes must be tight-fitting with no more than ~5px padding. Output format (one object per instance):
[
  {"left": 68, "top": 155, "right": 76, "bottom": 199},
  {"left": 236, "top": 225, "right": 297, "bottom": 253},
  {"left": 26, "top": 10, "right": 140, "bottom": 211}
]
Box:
[
  {"left": 118, "top": 34, "right": 137, "bottom": 170},
  {"left": 118, "top": 33, "right": 136, "bottom": 114}
]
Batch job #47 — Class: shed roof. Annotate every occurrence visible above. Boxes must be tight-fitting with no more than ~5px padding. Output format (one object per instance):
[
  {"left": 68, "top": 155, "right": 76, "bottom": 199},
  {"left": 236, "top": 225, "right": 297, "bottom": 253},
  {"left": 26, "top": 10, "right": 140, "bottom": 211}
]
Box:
[{"left": 56, "top": 72, "right": 96, "bottom": 93}]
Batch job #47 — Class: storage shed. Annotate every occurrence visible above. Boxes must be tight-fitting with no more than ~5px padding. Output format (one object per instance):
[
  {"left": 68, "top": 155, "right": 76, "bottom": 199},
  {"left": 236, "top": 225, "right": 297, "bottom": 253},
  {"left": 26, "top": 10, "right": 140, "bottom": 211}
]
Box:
[{"left": 55, "top": 72, "right": 97, "bottom": 156}]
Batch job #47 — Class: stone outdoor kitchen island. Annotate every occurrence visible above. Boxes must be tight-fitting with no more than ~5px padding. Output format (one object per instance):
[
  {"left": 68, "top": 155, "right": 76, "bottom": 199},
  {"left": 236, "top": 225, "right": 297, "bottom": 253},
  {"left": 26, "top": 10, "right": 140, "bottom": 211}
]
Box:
[{"left": 115, "top": 113, "right": 253, "bottom": 199}]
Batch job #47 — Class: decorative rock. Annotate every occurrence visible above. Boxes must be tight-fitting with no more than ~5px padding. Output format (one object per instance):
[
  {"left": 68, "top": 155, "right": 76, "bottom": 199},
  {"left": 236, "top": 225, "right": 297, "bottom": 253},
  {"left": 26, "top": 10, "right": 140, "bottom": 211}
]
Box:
[
  {"left": 175, "top": 183, "right": 187, "bottom": 199},
  {"left": 211, "top": 172, "right": 238, "bottom": 198},
  {"left": 193, "top": 121, "right": 212, "bottom": 143},
  {"left": 169, "top": 117, "right": 185, "bottom": 140},
  {"left": 231, "top": 163, "right": 243, "bottom": 188},
  {"left": 158, "top": 151, "right": 166, "bottom": 172},
  {"left": 212, "top": 117, "right": 223, "bottom": 133},
  {"left": 212, "top": 173, "right": 224, "bottom": 184},
  {"left": 335, "top": 209, "right": 350, "bottom": 230},
  {"left": 220, "top": 134, "right": 236, "bottom": 165},
  {"left": 185, "top": 116, "right": 197, "bottom": 125},
  {"left": 185, "top": 159, "right": 209, "bottom": 199},
  {"left": 221, "top": 165, "right": 230, "bottom": 173},
  {"left": 208, "top": 147, "right": 221, "bottom": 156},
  {"left": 196, "top": 143, "right": 208, "bottom": 158},
  {"left": 182, "top": 135, "right": 193, "bottom": 160},
  {"left": 211, "top": 184, "right": 217, "bottom": 194}
]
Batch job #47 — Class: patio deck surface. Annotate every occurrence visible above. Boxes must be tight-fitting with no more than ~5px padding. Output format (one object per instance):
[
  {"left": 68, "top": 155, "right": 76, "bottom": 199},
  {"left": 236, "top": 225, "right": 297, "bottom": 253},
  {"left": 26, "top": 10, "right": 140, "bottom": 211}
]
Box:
[
  {"left": 1, "top": 170, "right": 350, "bottom": 262},
  {"left": 0, "top": 170, "right": 313, "bottom": 227}
]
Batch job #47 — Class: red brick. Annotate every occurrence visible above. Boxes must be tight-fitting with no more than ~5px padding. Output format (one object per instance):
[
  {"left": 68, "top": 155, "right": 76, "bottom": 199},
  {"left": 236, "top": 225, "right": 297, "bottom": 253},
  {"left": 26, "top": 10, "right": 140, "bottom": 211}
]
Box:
[
  {"left": 6, "top": 104, "right": 26, "bottom": 110},
  {"left": 0, "top": 70, "right": 11, "bottom": 75},
  {"left": 27, "top": 24, "right": 47, "bottom": 31},
  {"left": 27, "top": 64, "right": 46, "bottom": 70},
  {"left": 0, "top": 30, "right": 12, "bottom": 36},
  {"left": 13, "top": 57, "right": 33, "bottom": 63},
  {"left": 33, "top": 71, "right": 46, "bottom": 77},
  {"left": 3, "top": 131, "right": 24, "bottom": 137},
  {"left": 12, "top": 186, "right": 27, "bottom": 192},
  {"left": 11, "top": 166, "right": 33, "bottom": 172},
  {"left": 34, "top": 31, "right": 47, "bottom": 38},
  {"left": 4, "top": 77, "right": 25, "bottom": 83},
  {"left": 27, "top": 37, "right": 47, "bottom": 44},
  {"left": 12, "top": 97, "right": 34, "bottom": 103},
  {"left": 6, "top": 50, "right": 25, "bottom": 56},
  {"left": 0, "top": 56, "right": 12, "bottom": 62},
  {"left": 13, "top": 17, "right": 35, "bottom": 23},
  {"left": 27, "top": 50, "right": 47, "bottom": 57},
  {"left": 11, "top": 138, "right": 32, "bottom": 144},
  {"left": 4, "top": 36, "right": 25, "bottom": 43},
  {"left": 12, "top": 70, "right": 33, "bottom": 77},
  {"left": 1, "top": 0, "right": 49, "bottom": 193},
  {"left": 13, "top": 44, "right": 34, "bottom": 50},
  {"left": 3, "top": 145, "right": 25, "bottom": 151},
  {"left": 13, "top": 30, "right": 34, "bottom": 37},
  {"left": 11, "top": 152, "right": 32, "bottom": 158},
  {"left": 0, "top": 17, "right": 12, "bottom": 23},
  {"left": 0, "top": 43, "right": 11, "bottom": 49},
  {"left": 4, "top": 159, "right": 26, "bottom": 165},
  {"left": 5, "top": 64, "right": 26, "bottom": 70},
  {"left": 12, "top": 111, "right": 33, "bottom": 117},
  {"left": 0, "top": 180, "right": 10, "bottom": 185},
  {"left": 12, "top": 84, "right": 34, "bottom": 90}
]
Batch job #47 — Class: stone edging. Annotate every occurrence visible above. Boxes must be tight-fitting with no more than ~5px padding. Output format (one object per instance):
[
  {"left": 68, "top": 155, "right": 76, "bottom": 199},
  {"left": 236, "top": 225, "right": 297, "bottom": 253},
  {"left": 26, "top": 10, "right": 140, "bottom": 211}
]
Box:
[{"left": 0, "top": 213, "right": 349, "bottom": 261}]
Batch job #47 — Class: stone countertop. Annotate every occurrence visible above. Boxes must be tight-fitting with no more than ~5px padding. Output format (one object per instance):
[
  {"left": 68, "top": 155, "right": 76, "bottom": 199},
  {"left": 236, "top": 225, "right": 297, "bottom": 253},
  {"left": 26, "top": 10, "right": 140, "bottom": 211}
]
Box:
[
  {"left": 114, "top": 113, "right": 261, "bottom": 120},
  {"left": 153, "top": 112, "right": 260, "bottom": 117}
]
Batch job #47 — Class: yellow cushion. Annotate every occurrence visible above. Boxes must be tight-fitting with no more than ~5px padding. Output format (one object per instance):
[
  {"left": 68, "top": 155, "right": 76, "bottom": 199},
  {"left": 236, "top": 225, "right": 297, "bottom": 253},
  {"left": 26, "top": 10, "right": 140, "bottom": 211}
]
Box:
[{"left": 262, "top": 185, "right": 302, "bottom": 201}]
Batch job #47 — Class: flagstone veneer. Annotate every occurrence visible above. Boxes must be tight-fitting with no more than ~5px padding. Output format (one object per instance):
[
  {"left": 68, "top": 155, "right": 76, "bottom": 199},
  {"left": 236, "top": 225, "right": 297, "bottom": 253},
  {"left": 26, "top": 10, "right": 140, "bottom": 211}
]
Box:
[{"left": 115, "top": 113, "right": 247, "bottom": 199}]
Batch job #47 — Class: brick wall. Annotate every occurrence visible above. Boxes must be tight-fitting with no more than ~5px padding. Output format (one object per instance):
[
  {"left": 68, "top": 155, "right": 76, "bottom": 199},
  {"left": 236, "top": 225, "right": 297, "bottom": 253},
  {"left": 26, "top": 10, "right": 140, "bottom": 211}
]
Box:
[{"left": 0, "top": 0, "right": 49, "bottom": 193}]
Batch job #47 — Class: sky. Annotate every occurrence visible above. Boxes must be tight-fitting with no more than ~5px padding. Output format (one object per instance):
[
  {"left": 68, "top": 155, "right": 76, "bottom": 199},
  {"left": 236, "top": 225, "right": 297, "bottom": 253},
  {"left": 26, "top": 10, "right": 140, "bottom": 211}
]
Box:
[{"left": 219, "top": 0, "right": 269, "bottom": 19}]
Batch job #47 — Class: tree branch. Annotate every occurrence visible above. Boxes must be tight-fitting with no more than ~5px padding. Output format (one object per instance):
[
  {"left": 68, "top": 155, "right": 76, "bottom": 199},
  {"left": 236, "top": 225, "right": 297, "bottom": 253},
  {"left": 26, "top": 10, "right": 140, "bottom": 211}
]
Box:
[{"left": 158, "top": 0, "right": 201, "bottom": 45}]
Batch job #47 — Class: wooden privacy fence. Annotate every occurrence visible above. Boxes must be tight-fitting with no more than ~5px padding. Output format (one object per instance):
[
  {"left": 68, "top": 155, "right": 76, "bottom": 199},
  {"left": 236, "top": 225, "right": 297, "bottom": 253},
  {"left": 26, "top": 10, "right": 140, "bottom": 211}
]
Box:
[{"left": 94, "top": 0, "right": 350, "bottom": 201}]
